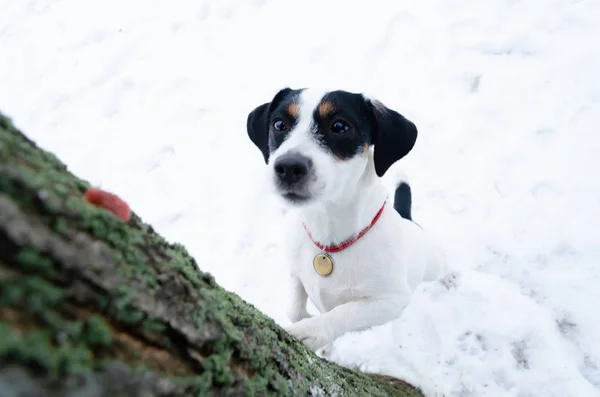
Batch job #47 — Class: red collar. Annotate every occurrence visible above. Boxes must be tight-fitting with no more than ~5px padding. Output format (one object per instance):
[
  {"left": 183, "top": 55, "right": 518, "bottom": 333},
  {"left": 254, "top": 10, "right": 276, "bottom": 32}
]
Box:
[{"left": 303, "top": 200, "right": 387, "bottom": 253}]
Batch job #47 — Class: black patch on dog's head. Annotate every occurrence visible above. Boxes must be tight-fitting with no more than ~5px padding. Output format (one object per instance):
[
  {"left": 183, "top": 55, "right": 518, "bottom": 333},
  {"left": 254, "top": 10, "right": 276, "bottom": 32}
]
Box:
[
  {"left": 309, "top": 90, "right": 417, "bottom": 175},
  {"left": 246, "top": 88, "right": 303, "bottom": 163},
  {"left": 311, "top": 90, "right": 375, "bottom": 160}
]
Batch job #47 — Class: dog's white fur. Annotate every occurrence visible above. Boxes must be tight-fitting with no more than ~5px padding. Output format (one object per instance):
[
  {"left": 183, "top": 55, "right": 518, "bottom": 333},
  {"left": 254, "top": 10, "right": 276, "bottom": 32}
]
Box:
[{"left": 268, "top": 89, "right": 447, "bottom": 350}]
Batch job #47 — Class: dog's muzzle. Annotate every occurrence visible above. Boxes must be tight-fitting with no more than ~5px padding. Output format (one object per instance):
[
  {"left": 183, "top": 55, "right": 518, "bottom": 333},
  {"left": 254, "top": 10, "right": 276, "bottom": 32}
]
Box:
[{"left": 273, "top": 152, "right": 313, "bottom": 203}]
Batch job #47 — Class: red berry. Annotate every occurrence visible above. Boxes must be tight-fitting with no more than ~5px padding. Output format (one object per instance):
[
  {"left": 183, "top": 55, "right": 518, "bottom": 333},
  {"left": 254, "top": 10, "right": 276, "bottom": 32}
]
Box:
[{"left": 84, "top": 187, "right": 131, "bottom": 222}]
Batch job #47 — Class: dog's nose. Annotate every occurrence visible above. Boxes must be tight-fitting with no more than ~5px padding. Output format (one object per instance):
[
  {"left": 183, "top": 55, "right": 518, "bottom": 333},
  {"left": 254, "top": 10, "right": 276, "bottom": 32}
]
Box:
[{"left": 274, "top": 153, "right": 312, "bottom": 184}]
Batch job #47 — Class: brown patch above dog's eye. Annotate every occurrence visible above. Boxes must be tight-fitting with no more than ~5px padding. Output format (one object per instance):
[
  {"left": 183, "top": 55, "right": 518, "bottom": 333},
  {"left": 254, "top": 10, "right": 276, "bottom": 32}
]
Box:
[
  {"left": 286, "top": 103, "right": 299, "bottom": 117},
  {"left": 363, "top": 143, "right": 369, "bottom": 158},
  {"left": 318, "top": 101, "right": 336, "bottom": 118}
]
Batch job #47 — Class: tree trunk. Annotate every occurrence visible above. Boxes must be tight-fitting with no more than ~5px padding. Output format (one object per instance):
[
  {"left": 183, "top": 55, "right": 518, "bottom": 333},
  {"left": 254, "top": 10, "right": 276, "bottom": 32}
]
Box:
[{"left": 0, "top": 112, "right": 422, "bottom": 397}]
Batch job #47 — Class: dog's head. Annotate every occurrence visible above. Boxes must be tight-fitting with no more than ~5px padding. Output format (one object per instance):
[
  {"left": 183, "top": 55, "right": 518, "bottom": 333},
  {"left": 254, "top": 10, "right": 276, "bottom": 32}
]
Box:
[{"left": 246, "top": 88, "right": 417, "bottom": 205}]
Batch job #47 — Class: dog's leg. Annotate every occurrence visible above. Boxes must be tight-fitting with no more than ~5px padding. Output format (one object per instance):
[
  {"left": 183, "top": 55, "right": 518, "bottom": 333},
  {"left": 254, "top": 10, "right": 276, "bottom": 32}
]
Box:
[
  {"left": 285, "top": 295, "right": 408, "bottom": 350},
  {"left": 286, "top": 274, "right": 311, "bottom": 323}
]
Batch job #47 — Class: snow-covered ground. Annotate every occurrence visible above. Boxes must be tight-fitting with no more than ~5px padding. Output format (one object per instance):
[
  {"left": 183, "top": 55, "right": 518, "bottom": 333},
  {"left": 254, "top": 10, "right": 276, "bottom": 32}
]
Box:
[{"left": 2, "top": 0, "right": 600, "bottom": 395}]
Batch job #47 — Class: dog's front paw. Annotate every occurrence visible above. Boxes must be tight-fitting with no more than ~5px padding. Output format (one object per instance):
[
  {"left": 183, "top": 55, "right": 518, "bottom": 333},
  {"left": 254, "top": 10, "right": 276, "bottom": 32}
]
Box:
[{"left": 285, "top": 318, "right": 334, "bottom": 351}]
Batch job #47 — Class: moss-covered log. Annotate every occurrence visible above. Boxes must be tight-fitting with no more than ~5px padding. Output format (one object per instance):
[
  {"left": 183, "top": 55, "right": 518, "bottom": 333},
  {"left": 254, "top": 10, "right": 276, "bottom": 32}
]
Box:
[{"left": 0, "top": 111, "right": 423, "bottom": 397}]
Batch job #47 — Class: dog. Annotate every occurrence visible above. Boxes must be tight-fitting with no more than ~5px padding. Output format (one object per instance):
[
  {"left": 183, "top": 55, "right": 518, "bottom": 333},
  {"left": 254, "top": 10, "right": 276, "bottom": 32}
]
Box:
[{"left": 246, "top": 87, "right": 447, "bottom": 351}]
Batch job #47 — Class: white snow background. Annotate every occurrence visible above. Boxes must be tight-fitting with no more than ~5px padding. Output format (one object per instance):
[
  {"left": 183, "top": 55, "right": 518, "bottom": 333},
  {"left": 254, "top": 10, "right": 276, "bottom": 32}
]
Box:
[{"left": 1, "top": 0, "right": 600, "bottom": 395}]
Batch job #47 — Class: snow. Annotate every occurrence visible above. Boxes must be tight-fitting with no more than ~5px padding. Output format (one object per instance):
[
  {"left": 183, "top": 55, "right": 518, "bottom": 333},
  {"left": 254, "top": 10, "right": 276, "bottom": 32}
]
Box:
[{"left": 1, "top": 0, "right": 600, "bottom": 395}]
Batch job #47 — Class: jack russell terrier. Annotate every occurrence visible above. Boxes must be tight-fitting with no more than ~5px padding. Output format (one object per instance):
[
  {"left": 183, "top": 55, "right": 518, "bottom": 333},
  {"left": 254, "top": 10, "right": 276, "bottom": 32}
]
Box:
[{"left": 246, "top": 87, "right": 448, "bottom": 351}]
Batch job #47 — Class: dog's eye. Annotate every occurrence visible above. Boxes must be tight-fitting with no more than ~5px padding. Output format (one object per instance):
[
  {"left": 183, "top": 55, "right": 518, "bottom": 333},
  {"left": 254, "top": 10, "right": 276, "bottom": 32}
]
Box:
[
  {"left": 331, "top": 120, "right": 350, "bottom": 134},
  {"left": 273, "top": 119, "right": 287, "bottom": 132}
]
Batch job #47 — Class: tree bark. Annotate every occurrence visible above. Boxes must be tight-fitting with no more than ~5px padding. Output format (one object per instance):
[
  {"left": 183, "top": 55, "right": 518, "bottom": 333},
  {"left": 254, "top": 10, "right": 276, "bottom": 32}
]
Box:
[{"left": 0, "top": 112, "right": 423, "bottom": 397}]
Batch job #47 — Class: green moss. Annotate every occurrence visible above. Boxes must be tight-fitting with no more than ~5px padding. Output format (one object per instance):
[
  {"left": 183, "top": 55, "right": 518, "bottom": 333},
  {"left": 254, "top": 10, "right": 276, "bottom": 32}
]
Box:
[
  {"left": 201, "top": 347, "right": 236, "bottom": 387},
  {"left": 142, "top": 317, "right": 167, "bottom": 334},
  {"left": 0, "top": 276, "right": 64, "bottom": 311},
  {"left": 13, "top": 246, "right": 55, "bottom": 274},
  {"left": 182, "top": 373, "right": 213, "bottom": 396},
  {"left": 0, "top": 322, "right": 93, "bottom": 378},
  {"left": 0, "top": 267, "right": 103, "bottom": 377},
  {"left": 165, "top": 243, "right": 204, "bottom": 287},
  {"left": 242, "top": 374, "right": 270, "bottom": 396},
  {"left": 82, "top": 315, "right": 113, "bottom": 348},
  {"left": 109, "top": 286, "right": 144, "bottom": 325},
  {"left": 54, "top": 216, "right": 70, "bottom": 236}
]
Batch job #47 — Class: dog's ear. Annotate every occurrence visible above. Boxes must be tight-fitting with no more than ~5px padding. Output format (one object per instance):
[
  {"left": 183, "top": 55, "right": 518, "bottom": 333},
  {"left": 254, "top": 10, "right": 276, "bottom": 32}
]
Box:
[
  {"left": 368, "top": 99, "right": 418, "bottom": 177},
  {"left": 247, "top": 102, "right": 271, "bottom": 164},
  {"left": 246, "top": 88, "right": 294, "bottom": 164}
]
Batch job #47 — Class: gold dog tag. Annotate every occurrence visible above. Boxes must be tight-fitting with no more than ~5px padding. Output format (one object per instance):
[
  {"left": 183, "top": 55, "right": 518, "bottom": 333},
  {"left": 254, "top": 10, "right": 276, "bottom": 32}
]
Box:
[{"left": 313, "top": 253, "right": 333, "bottom": 276}]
